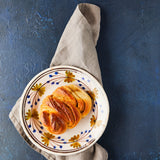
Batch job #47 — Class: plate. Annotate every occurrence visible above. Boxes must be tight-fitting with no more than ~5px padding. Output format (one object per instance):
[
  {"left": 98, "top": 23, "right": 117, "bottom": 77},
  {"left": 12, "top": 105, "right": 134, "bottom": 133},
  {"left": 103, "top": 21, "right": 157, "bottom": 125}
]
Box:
[{"left": 20, "top": 65, "right": 109, "bottom": 155}]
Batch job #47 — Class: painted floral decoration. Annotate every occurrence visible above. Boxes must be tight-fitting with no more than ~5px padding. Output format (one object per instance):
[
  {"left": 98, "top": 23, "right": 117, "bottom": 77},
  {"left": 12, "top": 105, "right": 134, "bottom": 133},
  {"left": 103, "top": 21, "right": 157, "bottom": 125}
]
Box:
[
  {"left": 41, "top": 132, "right": 55, "bottom": 146},
  {"left": 69, "top": 134, "right": 81, "bottom": 148},
  {"left": 90, "top": 115, "right": 96, "bottom": 127},
  {"left": 64, "top": 71, "right": 75, "bottom": 83},
  {"left": 23, "top": 68, "right": 104, "bottom": 152},
  {"left": 31, "top": 83, "right": 46, "bottom": 96},
  {"left": 25, "top": 109, "right": 39, "bottom": 120}
]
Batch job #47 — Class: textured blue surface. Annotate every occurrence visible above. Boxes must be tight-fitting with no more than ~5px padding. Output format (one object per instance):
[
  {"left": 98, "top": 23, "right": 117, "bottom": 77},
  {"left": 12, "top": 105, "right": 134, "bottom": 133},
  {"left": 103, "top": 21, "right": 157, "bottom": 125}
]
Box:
[{"left": 0, "top": 0, "right": 160, "bottom": 159}]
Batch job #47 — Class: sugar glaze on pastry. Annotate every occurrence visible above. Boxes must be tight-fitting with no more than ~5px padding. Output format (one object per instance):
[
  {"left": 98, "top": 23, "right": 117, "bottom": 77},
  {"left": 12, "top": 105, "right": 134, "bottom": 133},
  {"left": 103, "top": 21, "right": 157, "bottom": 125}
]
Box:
[{"left": 39, "top": 84, "right": 92, "bottom": 134}]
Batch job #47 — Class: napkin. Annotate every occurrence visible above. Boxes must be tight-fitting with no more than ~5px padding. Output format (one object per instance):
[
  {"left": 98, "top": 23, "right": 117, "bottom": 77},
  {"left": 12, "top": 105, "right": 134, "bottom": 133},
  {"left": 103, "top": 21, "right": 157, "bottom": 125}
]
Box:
[{"left": 9, "top": 3, "right": 108, "bottom": 160}]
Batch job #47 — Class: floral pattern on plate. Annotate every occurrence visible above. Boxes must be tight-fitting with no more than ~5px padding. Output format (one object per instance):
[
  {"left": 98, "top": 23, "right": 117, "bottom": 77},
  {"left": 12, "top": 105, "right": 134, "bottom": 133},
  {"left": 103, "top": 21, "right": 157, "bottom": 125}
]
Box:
[{"left": 20, "top": 66, "right": 109, "bottom": 155}]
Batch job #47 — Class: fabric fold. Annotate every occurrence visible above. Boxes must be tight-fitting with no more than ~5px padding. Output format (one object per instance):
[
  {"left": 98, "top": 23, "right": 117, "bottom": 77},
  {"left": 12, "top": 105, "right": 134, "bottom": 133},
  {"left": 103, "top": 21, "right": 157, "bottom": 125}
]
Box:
[
  {"left": 9, "top": 3, "right": 108, "bottom": 160},
  {"left": 50, "top": 3, "right": 102, "bottom": 84}
]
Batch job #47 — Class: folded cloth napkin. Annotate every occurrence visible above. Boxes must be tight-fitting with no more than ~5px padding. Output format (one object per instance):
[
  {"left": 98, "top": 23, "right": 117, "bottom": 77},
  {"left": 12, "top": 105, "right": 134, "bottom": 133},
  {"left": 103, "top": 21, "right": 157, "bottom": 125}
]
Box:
[{"left": 9, "top": 3, "right": 108, "bottom": 160}]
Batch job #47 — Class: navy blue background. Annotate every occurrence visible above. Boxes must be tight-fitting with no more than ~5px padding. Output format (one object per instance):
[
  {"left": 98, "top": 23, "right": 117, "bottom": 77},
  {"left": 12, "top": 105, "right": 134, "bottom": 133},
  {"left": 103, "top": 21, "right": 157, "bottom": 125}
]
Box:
[{"left": 0, "top": 0, "right": 159, "bottom": 159}]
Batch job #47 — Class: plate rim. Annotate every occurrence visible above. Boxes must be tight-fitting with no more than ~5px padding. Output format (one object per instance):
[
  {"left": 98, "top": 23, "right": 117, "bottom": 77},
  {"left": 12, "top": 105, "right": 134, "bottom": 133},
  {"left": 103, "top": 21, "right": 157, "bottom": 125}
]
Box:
[{"left": 19, "top": 65, "right": 110, "bottom": 156}]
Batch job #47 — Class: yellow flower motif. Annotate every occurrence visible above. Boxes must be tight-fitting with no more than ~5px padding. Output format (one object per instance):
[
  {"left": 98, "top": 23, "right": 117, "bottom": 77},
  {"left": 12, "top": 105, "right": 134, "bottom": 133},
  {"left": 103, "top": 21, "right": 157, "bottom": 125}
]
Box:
[
  {"left": 69, "top": 134, "right": 80, "bottom": 142},
  {"left": 31, "top": 83, "right": 45, "bottom": 96},
  {"left": 64, "top": 71, "right": 75, "bottom": 83},
  {"left": 87, "top": 88, "right": 98, "bottom": 101},
  {"left": 94, "top": 120, "right": 102, "bottom": 128},
  {"left": 70, "top": 142, "right": 81, "bottom": 148},
  {"left": 69, "top": 134, "right": 81, "bottom": 148},
  {"left": 41, "top": 132, "right": 55, "bottom": 146},
  {"left": 90, "top": 115, "right": 96, "bottom": 127},
  {"left": 25, "top": 109, "right": 39, "bottom": 120}
]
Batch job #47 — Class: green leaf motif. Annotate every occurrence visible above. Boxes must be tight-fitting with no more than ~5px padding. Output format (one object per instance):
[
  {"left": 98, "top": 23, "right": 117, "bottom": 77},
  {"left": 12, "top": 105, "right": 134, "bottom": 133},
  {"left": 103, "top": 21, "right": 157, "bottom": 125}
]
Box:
[
  {"left": 31, "top": 83, "right": 45, "bottom": 96},
  {"left": 41, "top": 133, "right": 55, "bottom": 146},
  {"left": 64, "top": 71, "right": 75, "bottom": 83},
  {"left": 25, "top": 109, "right": 39, "bottom": 120}
]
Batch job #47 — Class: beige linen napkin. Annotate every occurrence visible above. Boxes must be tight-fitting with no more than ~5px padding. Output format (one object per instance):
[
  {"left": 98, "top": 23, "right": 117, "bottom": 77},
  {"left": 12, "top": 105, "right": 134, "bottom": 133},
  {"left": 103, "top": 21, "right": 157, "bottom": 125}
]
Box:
[{"left": 9, "top": 3, "right": 108, "bottom": 160}]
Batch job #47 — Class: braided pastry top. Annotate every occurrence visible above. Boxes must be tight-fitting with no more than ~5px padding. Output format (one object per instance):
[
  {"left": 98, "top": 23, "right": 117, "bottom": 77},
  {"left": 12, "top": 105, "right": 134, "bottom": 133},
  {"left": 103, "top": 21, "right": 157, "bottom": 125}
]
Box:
[{"left": 39, "top": 84, "right": 92, "bottom": 134}]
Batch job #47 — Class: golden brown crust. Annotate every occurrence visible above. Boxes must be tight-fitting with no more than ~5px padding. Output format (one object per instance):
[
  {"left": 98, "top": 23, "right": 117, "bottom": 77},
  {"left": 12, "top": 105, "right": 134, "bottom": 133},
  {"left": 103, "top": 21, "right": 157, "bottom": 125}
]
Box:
[
  {"left": 39, "top": 95, "right": 67, "bottom": 134},
  {"left": 64, "top": 86, "right": 85, "bottom": 114},
  {"left": 52, "top": 86, "right": 81, "bottom": 128},
  {"left": 52, "top": 86, "right": 77, "bottom": 107},
  {"left": 67, "top": 84, "right": 92, "bottom": 117},
  {"left": 40, "top": 111, "right": 50, "bottom": 126},
  {"left": 53, "top": 96, "right": 75, "bottom": 128},
  {"left": 39, "top": 85, "right": 92, "bottom": 134},
  {"left": 50, "top": 113, "right": 67, "bottom": 134}
]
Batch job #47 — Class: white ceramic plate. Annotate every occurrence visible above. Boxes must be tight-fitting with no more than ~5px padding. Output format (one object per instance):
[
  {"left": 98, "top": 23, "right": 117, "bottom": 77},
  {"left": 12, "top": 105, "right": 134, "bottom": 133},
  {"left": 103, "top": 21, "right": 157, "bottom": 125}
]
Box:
[{"left": 20, "top": 66, "right": 109, "bottom": 155}]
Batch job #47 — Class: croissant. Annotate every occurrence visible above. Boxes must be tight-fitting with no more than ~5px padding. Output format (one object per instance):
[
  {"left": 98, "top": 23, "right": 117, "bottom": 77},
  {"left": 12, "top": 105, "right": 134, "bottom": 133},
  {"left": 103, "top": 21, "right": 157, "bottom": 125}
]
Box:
[{"left": 39, "top": 84, "right": 92, "bottom": 134}]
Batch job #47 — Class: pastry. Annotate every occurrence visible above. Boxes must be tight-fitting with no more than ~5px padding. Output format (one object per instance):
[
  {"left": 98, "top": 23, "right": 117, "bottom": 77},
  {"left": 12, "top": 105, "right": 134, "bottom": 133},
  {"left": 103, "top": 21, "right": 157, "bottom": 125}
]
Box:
[{"left": 39, "top": 84, "right": 92, "bottom": 134}]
